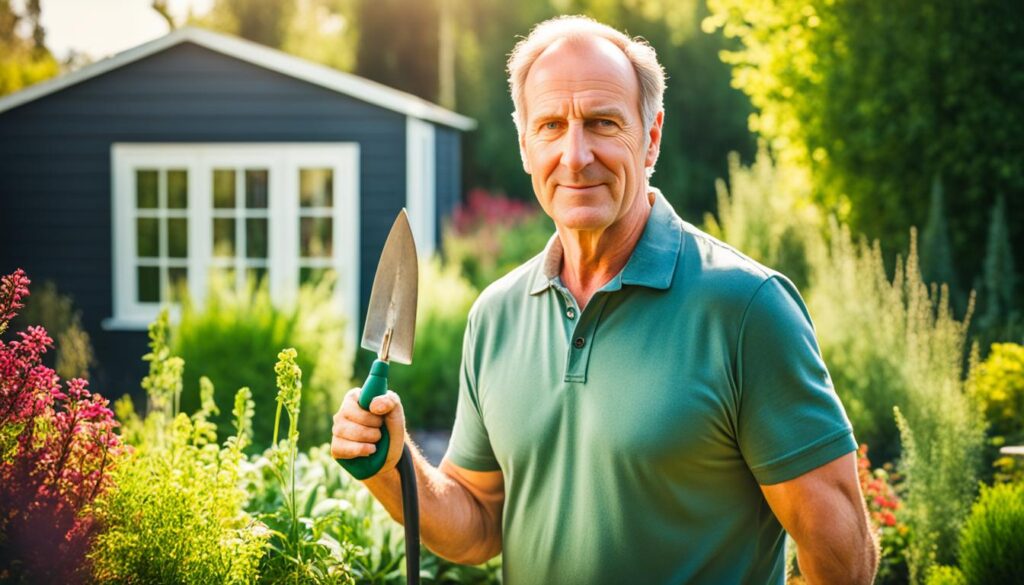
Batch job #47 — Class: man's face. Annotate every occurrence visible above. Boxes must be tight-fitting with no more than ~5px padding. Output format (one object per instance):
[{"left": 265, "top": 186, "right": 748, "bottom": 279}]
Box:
[{"left": 519, "top": 37, "right": 662, "bottom": 233}]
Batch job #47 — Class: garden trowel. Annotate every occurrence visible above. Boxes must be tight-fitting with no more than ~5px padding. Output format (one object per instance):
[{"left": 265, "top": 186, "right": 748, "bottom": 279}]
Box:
[{"left": 337, "top": 209, "right": 421, "bottom": 585}]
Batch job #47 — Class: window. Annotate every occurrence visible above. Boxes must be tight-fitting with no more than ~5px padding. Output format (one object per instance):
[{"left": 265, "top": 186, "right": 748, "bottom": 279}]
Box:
[{"left": 108, "top": 144, "right": 360, "bottom": 336}]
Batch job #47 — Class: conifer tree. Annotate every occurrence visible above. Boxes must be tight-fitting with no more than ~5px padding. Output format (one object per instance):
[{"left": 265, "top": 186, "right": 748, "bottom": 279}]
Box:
[
  {"left": 980, "top": 195, "right": 1018, "bottom": 334},
  {"left": 921, "top": 175, "right": 962, "bottom": 308}
]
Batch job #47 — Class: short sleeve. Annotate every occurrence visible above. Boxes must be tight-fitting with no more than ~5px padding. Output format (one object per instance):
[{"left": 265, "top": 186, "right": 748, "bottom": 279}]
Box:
[
  {"left": 444, "top": 314, "right": 501, "bottom": 471},
  {"left": 736, "top": 275, "right": 856, "bottom": 485}
]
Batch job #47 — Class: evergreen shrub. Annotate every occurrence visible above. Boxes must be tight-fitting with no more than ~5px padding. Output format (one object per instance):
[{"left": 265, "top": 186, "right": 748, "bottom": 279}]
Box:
[{"left": 955, "top": 482, "right": 1024, "bottom": 585}]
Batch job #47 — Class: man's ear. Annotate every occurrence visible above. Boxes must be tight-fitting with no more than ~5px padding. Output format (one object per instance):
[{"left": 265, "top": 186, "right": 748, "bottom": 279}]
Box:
[
  {"left": 644, "top": 110, "right": 665, "bottom": 170},
  {"left": 519, "top": 130, "right": 531, "bottom": 174}
]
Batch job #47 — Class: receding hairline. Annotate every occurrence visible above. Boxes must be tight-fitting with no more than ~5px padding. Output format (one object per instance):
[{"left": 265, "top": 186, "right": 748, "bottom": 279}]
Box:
[{"left": 507, "top": 15, "right": 666, "bottom": 136}]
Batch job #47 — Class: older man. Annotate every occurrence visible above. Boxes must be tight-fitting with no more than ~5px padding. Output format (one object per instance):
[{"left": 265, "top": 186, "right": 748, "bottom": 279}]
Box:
[{"left": 333, "top": 15, "right": 878, "bottom": 585}]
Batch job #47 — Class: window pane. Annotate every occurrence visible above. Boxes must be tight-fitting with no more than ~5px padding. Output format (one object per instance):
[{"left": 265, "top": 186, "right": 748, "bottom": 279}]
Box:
[
  {"left": 246, "top": 218, "right": 268, "bottom": 258},
  {"left": 245, "top": 169, "right": 269, "bottom": 209},
  {"left": 168, "top": 218, "right": 188, "bottom": 258},
  {"left": 300, "top": 267, "right": 335, "bottom": 287},
  {"left": 168, "top": 267, "right": 188, "bottom": 301},
  {"left": 136, "top": 170, "right": 158, "bottom": 209},
  {"left": 300, "top": 168, "right": 333, "bottom": 208},
  {"left": 213, "top": 218, "right": 235, "bottom": 257},
  {"left": 213, "top": 169, "right": 235, "bottom": 208},
  {"left": 300, "top": 217, "right": 333, "bottom": 258},
  {"left": 167, "top": 169, "right": 188, "bottom": 209},
  {"left": 137, "top": 266, "right": 159, "bottom": 302},
  {"left": 137, "top": 217, "right": 159, "bottom": 257}
]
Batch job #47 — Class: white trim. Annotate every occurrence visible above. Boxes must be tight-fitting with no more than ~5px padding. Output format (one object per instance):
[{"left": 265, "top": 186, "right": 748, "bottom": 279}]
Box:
[
  {"left": 110, "top": 143, "right": 360, "bottom": 348},
  {"left": 406, "top": 117, "right": 436, "bottom": 257},
  {"left": 0, "top": 27, "right": 475, "bottom": 132}
]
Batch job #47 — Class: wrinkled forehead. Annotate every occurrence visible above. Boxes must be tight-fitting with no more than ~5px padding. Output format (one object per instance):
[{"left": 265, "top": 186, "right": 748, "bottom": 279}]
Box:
[{"left": 522, "top": 37, "right": 640, "bottom": 118}]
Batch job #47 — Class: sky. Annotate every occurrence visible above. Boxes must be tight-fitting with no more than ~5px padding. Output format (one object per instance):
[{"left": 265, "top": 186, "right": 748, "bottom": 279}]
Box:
[{"left": 39, "top": 0, "right": 214, "bottom": 61}]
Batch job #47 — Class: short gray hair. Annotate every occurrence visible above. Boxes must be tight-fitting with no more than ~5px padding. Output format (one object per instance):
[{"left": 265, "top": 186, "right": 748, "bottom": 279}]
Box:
[{"left": 507, "top": 15, "right": 666, "bottom": 137}]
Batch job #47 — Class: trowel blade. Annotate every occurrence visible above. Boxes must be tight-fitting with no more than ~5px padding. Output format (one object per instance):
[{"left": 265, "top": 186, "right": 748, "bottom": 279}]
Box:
[{"left": 361, "top": 209, "right": 418, "bottom": 364}]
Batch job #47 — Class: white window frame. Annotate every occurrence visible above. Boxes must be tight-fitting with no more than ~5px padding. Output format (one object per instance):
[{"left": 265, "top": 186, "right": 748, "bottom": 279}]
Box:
[
  {"left": 406, "top": 117, "right": 436, "bottom": 257},
  {"left": 105, "top": 143, "right": 360, "bottom": 345}
]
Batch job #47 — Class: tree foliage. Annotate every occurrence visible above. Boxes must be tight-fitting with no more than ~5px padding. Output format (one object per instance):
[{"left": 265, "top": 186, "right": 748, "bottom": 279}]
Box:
[
  {"left": 0, "top": 0, "right": 59, "bottom": 97},
  {"left": 704, "top": 0, "right": 1024, "bottom": 288}
]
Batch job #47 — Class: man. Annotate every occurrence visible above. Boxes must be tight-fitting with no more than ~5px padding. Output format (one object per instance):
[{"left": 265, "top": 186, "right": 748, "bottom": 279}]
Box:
[{"left": 333, "top": 15, "right": 878, "bottom": 584}]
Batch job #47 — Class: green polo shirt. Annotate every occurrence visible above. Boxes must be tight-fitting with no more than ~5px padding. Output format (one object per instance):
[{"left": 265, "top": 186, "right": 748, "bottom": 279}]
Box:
[{"left": 445, "top": 190, "right": 856, "bottom": 584}]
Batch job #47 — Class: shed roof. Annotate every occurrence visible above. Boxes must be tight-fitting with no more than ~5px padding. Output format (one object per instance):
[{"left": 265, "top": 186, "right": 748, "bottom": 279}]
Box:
[{"left": 0, "top": 26, "right": 476, "bottom": 131}]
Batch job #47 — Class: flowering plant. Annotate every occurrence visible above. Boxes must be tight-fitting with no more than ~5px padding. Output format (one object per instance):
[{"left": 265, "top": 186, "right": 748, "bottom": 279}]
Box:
[
  {"left": 857, "top": 444, "right": 910, "bottom": 584},
  {"left": 0, "top": 269, "right": 122, "bottom": 583},
  {"left": 88, "top": 309, "right": 266, "bottom": 584}
]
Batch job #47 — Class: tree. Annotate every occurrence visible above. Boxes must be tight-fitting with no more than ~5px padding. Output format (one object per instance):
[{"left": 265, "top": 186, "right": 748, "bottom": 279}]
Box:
[
  {"left": 977, "top": 195, "right": 1019, "bottom": 340},
  {"left": 0, "top": 0, "right": 59, "bottom": 97},
  {"left": 453, "top": 0, "right": 756, "bottom": 219},
  {"left": 920, "top": 175, "right": 962, "bottom": 309},
  {"left": 705, "top": 0, "right": 1024, "bottom": 289}
]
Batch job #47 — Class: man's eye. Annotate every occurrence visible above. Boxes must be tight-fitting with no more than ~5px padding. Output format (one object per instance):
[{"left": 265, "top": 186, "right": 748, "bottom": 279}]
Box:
[
  {"left": 597, "top": 119, "right": 617, "bottom": 127},
  {"left": 543, "top": 121, "right": 561, "bottom": 130}
]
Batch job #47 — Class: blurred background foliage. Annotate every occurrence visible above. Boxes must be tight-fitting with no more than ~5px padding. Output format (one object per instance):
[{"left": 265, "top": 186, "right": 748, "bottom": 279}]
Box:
[
  {"left": 704, "top": 0, "right": 1023, "bottom": 312},
  {"left": 171, "top": 274, "right": 353, "bottom": 451}
]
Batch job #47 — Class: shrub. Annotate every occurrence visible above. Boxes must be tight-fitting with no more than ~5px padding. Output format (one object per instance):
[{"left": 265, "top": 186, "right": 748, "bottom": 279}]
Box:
[
  {"left": 9, "top": 280, "right": 95, "bottom": 380},
  {"left": 387, "top": 256, "right": 478, "bottom": 430},
  {"left": 172, "top": 273, "right": 353, "bottom": 450},
  {"left": 924, "top": 566, "right": 966, "bottom": 585},
  {"left": 0, "top": 269, "right": 122, "bottom": 584},
  {"left": 443, "top": 188, "right": 553, "bottom": 291},
  {"left": 703, "top": 144, "right": 820, "bottom": 291},
  {"left": 966, "top": 342, "right": 1024, "bottom": 484},
  {"left": 968, "top": 342, "right": 1024, "bottom": 441},
  {"left": 88, "top": 310, "right": 267, "bottom": 584},
  {"left": 955, "top": 482, "right": 1024, "bottom": 585}
]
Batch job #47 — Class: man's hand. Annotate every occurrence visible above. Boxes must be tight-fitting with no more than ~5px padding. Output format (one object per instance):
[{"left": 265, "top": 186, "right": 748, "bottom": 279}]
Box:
[{"left": 331, "top": 387, "right": 407, "bottom": 476}]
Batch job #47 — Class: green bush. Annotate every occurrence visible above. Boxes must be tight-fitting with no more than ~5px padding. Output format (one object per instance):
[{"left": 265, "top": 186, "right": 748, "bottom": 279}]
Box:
[
  {"left": 924, "top": 566, "right": 966, "bottom": 585},
  {"left": 442, "top": 190, "right": 554, "bottom": 291},
  {"left": 172, "top": 274, "right": 353, "bottom": 450},
  {"left": 9, "top": 280, "right": 95, "bottom": 379},
  {"left": 702, "top": 144, "right": 820, "bottom": 291},
  {"left": 387, "top": 256, "right": 478, "bottom": 430},
  {"left": 89, "top": 311, "right": 267, "bottom": 584},
  {"left": 967, "top": 342, "right": 1024, "bottom": 483},
  {"left": 955, "top": 482, "right": 1024, "bottom": 585}
]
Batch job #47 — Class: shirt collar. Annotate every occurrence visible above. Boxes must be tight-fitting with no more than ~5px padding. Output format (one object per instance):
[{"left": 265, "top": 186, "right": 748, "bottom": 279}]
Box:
[{"left": 528, "top": 188, "right": 683, "bottom": 295}]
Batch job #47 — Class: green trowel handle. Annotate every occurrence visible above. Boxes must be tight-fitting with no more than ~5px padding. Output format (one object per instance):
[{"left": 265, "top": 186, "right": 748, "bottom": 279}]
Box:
[{"left": 337, "top": 359, "right": 391, "bottom": 480}]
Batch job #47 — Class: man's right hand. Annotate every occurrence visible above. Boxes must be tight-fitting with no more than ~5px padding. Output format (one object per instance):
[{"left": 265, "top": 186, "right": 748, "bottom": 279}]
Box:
[{"left": 331, "top": 387, "right": 407, "bottom": 477}]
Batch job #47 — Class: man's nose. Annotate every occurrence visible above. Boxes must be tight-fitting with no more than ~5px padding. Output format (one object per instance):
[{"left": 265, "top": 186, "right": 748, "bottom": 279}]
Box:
[{"left": 559, "top": 122, "right": 594, "bottom": 172}]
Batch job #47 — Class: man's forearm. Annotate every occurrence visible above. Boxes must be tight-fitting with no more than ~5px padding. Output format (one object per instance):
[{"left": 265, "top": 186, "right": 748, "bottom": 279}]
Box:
[
  {"left": 796, "top": 511, "right": 879, "bottom": 585},
  {"left": 361, "top": 435, "right": 500, "bottom": 564}
]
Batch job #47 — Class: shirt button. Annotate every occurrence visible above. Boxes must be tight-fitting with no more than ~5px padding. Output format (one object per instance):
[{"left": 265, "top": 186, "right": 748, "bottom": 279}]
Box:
[
  {"left": 573, "top": 337, "right": 585, "bottom": 349},
  {"left": 566, "top": 308, "right": 576, "bottom": 320}
]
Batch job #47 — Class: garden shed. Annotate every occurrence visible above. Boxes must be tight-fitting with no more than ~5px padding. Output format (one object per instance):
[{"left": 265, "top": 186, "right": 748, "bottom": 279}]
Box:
[{"left": 0, "top": 26, "right": 474, "bottom": 392}]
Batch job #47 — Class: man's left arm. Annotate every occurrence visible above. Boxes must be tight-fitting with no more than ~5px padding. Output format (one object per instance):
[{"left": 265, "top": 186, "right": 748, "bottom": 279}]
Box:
[{"left": 760, "top": 452, "right": 878, "bottom": 585}]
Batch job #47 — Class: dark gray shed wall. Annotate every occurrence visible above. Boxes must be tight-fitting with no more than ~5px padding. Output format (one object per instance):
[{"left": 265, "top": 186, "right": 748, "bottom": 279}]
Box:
[{"left": 0, "top": 42, "right": 460, "bottom": 397}]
